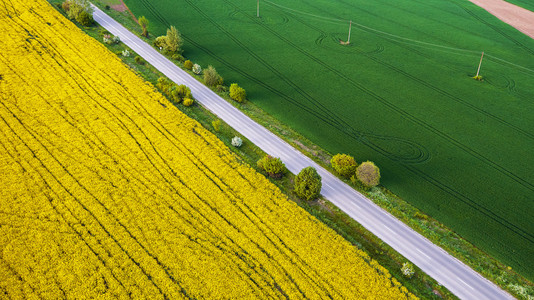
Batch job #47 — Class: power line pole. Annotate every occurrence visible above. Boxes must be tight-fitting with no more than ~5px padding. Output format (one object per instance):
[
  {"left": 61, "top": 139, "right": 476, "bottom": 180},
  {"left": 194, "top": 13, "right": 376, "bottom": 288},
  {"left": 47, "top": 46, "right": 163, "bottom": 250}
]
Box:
[
  {"left": 257, "top": 0, "right": 260, "bottom": 17},
  {"left": 475, "top": 51, "right": 484, "bottom": 78},
  {"left": 347, "top": 20, "right": 352, "bottom": 44}
]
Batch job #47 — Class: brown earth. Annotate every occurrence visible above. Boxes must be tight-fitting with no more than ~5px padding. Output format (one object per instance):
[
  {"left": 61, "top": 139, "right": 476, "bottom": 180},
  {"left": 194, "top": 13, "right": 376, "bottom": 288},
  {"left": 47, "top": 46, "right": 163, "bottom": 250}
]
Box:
[
  {"left": 108, "top": 0, "right": 138, "bottom": 23},
  {"left": 469, "top": 0, "right": 534, "bottom": 39},
  {"left": 110, "top": 4, "right": 126, "bottom": 12}
]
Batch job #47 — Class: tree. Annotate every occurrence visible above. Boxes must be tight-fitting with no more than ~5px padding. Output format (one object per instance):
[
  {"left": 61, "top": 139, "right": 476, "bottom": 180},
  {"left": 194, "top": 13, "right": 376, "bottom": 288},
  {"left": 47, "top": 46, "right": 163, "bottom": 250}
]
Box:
[
  {"left": 184, "top": 60, "right": 193, "bottom": 70},
  {"left": 175, "top": 84, "right": 192, "bottom": 100},
  {"left": 156, "top": 77, "right": 172, "bottom": 95},
  {"left": 229, "top": 83, "right": 246, "bottom": 103},
  {"left": 169, "top": 85, "right": 190, "bottom": 103},
  {"left": 354, "top": 161, "right": 380, "bottom": 188},
  {"left": 294, "top": 167, "right": 322, "bottom": 201},
  {"left": 76, "top": 10, "right": 94, "bottom": 26},
  {"left": 165, "top": 25, "right": 183, "bottom": 54},
  {"left": 139, "top": 16, "right": 149, "bottom": 37},
  {"left": 257, "top": 155, "right": 286, "bottom": 178},
  {"left": 63, "top": 0, "right": 93, "bottom": 25},
  {"left": 134, "top": 55, "right": 145, "bottom": 65},
  {"left": 330, "top": 153, "right": 357, "bottom": 177},
  {"left": 169, "top": 89, "right": 181, "bottom": 104},
  {"left": 153, "top": 36, "right": 167, "bottom": 49},
  {"left": 204, "top": 65, "right": 223, "bottom": 87}
]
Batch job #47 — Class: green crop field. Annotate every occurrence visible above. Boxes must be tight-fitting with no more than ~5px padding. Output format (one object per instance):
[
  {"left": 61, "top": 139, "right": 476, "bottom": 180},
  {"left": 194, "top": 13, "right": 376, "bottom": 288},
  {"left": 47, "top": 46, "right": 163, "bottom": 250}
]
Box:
[{"left": 124, "top": 0, "right": 534, "bottom": 279}]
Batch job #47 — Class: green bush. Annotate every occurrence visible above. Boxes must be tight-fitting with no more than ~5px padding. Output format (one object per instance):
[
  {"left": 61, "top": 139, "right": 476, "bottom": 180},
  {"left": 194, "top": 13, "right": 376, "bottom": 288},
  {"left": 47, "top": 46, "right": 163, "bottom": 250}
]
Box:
[
  {"left": 67, "top": 5, "right": 82, "bottom": 20},
  {"left": 134, "top": 56, "right": 145, "bottom": 65},
  {"left": 63, "top": 0, "right": 92, "bottom": 24},
  {"left": 76, "top": 10, "right": 94, "bottom": 26},
  {"left": 183, "top": 98, "right": 194, "bottom": 107},
  {"left": 330, "top": 153, "right": 357, "bottom": 177},
  {"left": 294, "top": 167, "right": 322, "bottom": 201},
  {"left": 169, "top": 89, "right": 181, "bottom": 104},
  {"left": 174, "top": 86, "right": 192, "bottom": 103},
  {"left": 172, "top": 54, "right": 185, "bottom": 62},
  {"left": 184, "top": 60, "right": 193, "bottom": 70},
  {"left": 156, "top": 77, "right": 193, "bottom": 105},
  {"left": 257, "top": 155, "right": 287, "bottom": 178},
  {"left": 156, "top": 77, "right": 173, "bottom": 94},
  {"left": 153, "top": 36, "right": 167, "bottom": 49},
  {"left": 354, "top": 161, "right": 380, "bottom": 188},
  {"left": 229, "top": 83, "right": 246, "bottom": 103},
  {"left": 204, "top": 65, "right": 223, "bottom": 87},
  {"left": 175, "top": 84, "right": 192, "bottom": 100}
]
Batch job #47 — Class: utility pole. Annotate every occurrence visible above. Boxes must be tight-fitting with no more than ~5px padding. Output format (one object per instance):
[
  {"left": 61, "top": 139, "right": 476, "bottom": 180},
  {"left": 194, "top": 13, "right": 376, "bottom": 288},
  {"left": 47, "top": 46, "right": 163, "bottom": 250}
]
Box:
[
  {"left": 475, "top": 51, "right": 484, "bottom": 78},
  {"left": 347, "top": 20, "right": 352, "bottom": 44},
  {"left": 257, "top": 0, "right": 260, "bottom": 18}
]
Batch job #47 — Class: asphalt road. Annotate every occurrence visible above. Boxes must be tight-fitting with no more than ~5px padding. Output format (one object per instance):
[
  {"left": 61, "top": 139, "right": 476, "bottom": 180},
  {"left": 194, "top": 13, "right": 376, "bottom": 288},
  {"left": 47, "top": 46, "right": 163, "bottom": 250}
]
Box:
[{"left": 93, "top": 5, "right": 514, "bottom": 299}]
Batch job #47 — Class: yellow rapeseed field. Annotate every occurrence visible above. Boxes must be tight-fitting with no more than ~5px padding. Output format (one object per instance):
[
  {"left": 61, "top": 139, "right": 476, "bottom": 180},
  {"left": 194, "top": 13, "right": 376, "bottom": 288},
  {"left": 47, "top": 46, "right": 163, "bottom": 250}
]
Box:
[{"left": 0, "top": 0, "right": 416, "bottom": 298}]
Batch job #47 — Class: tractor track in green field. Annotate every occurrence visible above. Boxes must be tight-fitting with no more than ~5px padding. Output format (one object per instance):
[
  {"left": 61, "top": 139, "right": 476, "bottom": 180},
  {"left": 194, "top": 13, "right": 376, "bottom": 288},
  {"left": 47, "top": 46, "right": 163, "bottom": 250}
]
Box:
[
  {"left": 229, "top": 8, "right": 289, "bottom": 26},
  {"left": 225, "top": 0, "right": 534, "bottom": 192},
  {"left": 300, "top": 0, "right": 534, "bottom": 142},
  {"left": 177, "top": 0, "right": 432, "bottom": 164},
  {"left": 136, "top": 0, "right": 431, "bottom": 166},
  {"left": 131, "top": 0, "right": 534, "bottom": 247},
  {"left": 316, "top": 0, "right": 531, "bottom": 97},
  {"left": 283, "top": 9, "right": 534, "bottom": 245},
  {"left": 337, "top": 0, "right": 534, "bottom": 56},
  {"left": 314, "top": 33, "right": 385, "bottom": 55},
  {"left": 452, "top": 0, "right": 534, "bottom": 56}
]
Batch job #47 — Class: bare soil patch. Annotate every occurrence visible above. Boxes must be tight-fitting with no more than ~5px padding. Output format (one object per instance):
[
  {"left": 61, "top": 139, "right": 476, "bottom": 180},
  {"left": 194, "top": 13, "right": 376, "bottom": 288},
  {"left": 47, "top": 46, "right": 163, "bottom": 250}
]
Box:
[{"left": 110, "top": 4, "right": 126, "bottom": 12}]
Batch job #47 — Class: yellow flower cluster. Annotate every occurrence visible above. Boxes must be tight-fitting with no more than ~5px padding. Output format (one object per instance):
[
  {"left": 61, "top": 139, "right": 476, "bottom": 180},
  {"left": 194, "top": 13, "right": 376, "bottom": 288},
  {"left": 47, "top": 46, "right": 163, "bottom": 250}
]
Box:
[{"left": 0, "top": 1, "right": 417, "bottom": 299}]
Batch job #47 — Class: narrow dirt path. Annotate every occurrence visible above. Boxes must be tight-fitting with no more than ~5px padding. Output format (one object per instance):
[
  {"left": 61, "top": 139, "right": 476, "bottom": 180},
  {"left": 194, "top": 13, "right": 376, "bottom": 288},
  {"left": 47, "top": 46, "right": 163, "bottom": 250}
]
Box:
[
  {"left": 108, "top": 0, "right": 138, "bottom": 23},
  {"left": 118, "top": 0, "right": 138, "bottom": 23},
  {"left": 469, "top": 0, "right": 534, "bottom": 39}
]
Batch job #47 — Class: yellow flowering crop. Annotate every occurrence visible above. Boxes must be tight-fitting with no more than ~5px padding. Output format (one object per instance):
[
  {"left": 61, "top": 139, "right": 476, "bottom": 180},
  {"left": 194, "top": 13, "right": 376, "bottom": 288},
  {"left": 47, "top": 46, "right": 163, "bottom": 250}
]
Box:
[{"left": 0, "top": 1, "right": 416, "bottom": 299}]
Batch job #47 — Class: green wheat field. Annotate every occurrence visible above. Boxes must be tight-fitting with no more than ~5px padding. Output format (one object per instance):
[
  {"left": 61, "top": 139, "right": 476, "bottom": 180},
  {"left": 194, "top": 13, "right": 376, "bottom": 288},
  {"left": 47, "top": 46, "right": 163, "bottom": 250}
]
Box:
[{"left": 125, "top": 0, "right": 534, "bottom": 279}]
